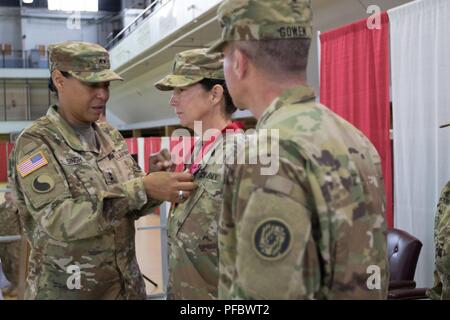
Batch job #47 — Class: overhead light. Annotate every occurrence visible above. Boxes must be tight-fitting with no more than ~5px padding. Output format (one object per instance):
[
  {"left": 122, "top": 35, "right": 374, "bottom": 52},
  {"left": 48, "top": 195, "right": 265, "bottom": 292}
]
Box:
[{"left": 23, "top": 0, "right": 34, "bottom": 3}]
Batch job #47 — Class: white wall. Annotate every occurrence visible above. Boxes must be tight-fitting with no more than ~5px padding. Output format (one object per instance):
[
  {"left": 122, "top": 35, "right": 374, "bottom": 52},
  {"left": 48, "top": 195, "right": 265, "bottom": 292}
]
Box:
[
  {"left": 0, "top": 7, "right": 116, "bottom": 52},
  {"left": 0, "top": 7, "right": 22, "bottom": 51},
  {"left": 0, "top": 121, "right": 32, "bottom": 134},
  {"left": 122, "top": 8, "right": 145, "bottom": 29},
  {"left": 20, "top": 9, "right": 104, "bottom": 51},
  {"left": 22, "top": 18, "right": 99, "bottom": 51}
]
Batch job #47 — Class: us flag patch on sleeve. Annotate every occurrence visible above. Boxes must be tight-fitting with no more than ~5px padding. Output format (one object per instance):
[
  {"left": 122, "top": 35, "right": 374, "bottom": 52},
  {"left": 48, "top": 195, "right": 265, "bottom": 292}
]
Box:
[{"left": 17, "top": 151, "right": 49, "bottom": 177}]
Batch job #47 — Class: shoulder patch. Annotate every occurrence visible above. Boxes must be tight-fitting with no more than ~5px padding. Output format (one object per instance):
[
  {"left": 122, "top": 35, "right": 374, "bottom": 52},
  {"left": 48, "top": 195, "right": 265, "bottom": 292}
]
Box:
[
  {"left": 252, "top": 218, "right": 293, "bottom": 261},
  {"left": 32, "top": 174, "right": 55, "bottom": 193},
  {"left": 17, "top": 151, "right": 48, "bottom": 177}
]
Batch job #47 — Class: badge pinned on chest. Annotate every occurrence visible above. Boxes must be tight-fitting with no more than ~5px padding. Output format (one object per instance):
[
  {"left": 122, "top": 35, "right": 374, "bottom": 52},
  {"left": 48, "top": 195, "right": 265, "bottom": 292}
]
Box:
[
  {"left": 32, "top": 174, "right": 55, "bottom": 193},
  {"left": 252, "top": 218, "right": 293, "bottom": 261}
]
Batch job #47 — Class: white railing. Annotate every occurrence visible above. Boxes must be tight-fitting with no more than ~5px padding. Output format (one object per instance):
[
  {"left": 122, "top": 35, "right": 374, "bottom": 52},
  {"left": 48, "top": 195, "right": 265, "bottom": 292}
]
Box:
[{"left": 109, "top": 0, "right": 222, "bottom": 70}]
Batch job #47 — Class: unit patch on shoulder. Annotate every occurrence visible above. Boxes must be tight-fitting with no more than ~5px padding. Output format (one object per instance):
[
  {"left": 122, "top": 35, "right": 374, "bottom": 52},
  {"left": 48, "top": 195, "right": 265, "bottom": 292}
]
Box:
[
  {"left": 32, "top": 174, "right": 55, "bottom": 193},
  {"left": 253, "top": 219, "right": 293, "bottom": 261},
  {"left": 17, "top": 151, "right": 49, "bottom": 177}
]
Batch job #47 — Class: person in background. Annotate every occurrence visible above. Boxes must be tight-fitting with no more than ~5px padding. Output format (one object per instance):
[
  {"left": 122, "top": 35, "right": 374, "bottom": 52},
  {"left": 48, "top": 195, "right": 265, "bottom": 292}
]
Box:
[
  {"left": 0, "top": 184, "right": 21, "bottom": 298},
  {"left": 427, "top": 158, "right": 450, "bottom": 299}
]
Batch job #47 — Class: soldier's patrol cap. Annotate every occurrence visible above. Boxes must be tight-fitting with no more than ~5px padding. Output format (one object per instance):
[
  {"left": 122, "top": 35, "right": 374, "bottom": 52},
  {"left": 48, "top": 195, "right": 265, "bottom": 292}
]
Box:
[
  {"left": 209, "top": 0, "right": 313, "bottom": 53},
  {"left": 154, "top": 48, "right": 224, "bottom": 91},
  {"left": 48, "top": 41, "right": 123, "bottom": 83}
]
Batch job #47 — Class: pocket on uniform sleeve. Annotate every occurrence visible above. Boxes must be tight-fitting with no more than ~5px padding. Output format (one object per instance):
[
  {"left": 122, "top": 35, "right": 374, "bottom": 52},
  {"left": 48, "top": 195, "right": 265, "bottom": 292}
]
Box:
[{"left": 235, "top": 189, "right": 314, "bottom": 299}]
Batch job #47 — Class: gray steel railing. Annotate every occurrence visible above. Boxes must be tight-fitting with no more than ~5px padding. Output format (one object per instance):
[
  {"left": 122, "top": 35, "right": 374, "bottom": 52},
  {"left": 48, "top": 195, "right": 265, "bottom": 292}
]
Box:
[
  {"left": 0, "top": 50, "right": 48, "bottom": 69},
  {"left": 105, "top": 0, "right": 162, "bottom": 50}
]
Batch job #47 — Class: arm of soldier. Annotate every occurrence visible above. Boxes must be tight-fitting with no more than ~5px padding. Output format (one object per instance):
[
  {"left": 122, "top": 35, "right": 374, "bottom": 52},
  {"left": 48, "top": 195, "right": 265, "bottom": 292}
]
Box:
[
  {"left": 7, "top": 154, "right": 24, "bottom": 231},
  {"left": 102, "top": 124, "right": 166, "bottom": 218},
  {"left": 227, "top": 155, "right": 318, "bottom": 300},
  {"left": 126, "top": 153, "right": 163, "bottom": 220},
  {"left": 13, "top": 134, "right": 150, "bottom": 242}
]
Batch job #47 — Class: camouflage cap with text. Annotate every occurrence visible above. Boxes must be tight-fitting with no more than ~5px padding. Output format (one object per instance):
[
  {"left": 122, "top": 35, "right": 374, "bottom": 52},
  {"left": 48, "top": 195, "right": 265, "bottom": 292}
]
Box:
[
  {"left": 155, "top": 48, "right": 224, "bottom": 91},
  {"left": 48, "top": 41, "right": 123, "bottom": 83},
  {"left": 209, "top": 0, "right": 313, "bottom": 53}
]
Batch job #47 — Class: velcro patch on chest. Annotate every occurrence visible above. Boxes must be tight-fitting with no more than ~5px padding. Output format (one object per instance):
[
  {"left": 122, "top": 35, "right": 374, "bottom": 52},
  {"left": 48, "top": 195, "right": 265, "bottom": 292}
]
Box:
[{"left": 64, "top": 156, "right": 83, "bottom": 165}]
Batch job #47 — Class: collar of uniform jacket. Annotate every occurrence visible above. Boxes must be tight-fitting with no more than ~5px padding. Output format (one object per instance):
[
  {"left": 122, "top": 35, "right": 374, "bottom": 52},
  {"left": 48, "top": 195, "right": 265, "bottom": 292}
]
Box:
[
  {"left": 257, "top": 85, "right": 316, "bottom": 129},
  {"left": 46, "top": 105, "right": 114, "bottom": 156}
]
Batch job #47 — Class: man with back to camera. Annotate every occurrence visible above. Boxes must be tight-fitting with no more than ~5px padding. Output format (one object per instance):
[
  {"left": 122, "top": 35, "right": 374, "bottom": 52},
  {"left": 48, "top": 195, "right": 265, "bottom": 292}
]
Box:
[{"left": 209, "top": 0, "right": 389, "bottom": 299}]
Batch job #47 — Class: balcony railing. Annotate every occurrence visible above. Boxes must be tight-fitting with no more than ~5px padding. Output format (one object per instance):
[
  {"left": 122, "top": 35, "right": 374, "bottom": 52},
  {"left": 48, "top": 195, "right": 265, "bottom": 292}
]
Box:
[
  {"left": 0, "top": 50, "right": 48, "bottom": 69},
  {"left": 105, "top": 0, "right": 161, "bottom": 50}
]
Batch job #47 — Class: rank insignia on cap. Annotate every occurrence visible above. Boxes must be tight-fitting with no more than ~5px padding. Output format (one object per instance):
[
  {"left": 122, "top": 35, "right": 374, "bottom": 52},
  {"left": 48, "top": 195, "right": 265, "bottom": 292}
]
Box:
[
  {"left": 253, "top": 219, "right": 293, "bottom": 261},
  {"left": 17, "top": 151, "right": 48, "bottom": 177}
]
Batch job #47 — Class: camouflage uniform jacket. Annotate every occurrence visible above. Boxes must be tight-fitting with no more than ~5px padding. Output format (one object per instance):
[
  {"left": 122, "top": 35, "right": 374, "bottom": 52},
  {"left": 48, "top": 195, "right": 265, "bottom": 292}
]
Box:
[
  {"left": 219, "top": 85, "right": 389, "bottom": 299},
  {"left": 0, "top": 201, "right": 21, "bottom": 289},
  {"left": 0, "top": 201, "right": 21, "bottom": 237},
  {"left": 167, "top": 131, "right": 242, "bottom": 300},
  {"left": 10, "top": 105, "right": 160, "bottom": 300},
  {"left": 427, "top": 181, "right": 450, "bottom": 300}
]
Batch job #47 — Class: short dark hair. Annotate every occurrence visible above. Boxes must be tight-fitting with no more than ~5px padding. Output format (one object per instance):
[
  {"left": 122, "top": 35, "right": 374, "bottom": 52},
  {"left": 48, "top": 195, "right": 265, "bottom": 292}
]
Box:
[
  {"left": 48, "top": 71, "right": 71, "bottom": 97},
  {"left": 198, "top": 78, "right": 237, "bottom": 117},
  {"left": 234, "top": 38, "right": 311, "bottom": 80}
]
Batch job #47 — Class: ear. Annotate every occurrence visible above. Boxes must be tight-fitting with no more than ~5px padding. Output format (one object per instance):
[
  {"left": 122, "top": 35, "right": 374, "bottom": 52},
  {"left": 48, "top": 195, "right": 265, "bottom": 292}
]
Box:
[
  {"left": 210, "top": 84, "right": 224, "bottom": 105},
  {"left": 52, "top": 70, "right": 66, "bottom": 92},
  {"left": 232, "top": 48, "right": 249, "bottom": 80}
]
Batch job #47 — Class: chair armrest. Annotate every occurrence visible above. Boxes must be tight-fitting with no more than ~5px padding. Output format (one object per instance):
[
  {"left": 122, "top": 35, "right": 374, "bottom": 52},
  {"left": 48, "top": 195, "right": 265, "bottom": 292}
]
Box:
[
  {"left": 389, "top": 280, "right": 416, "bottom": 290},
  {"left": 388, "top": 288, "right": 428, "bottom": 300}
]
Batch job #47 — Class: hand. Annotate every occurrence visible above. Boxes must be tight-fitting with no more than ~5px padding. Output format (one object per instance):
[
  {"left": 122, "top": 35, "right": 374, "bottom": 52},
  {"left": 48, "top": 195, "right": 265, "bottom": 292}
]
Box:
[
  {"left": 148, "top": 149, "right": 176, "bottom": 173},
  {"left": 143, "top": 171, "right": 197, "bottom": 203}
]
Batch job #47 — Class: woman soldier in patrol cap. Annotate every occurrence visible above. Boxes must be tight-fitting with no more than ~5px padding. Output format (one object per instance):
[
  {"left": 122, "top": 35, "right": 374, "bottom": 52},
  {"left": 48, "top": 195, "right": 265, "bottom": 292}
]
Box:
[
  {"left": 154, "top": 48, "right": 242, "bottom": 299},
  {"left": 10, "top": 41, "right": 196, "bottom": 300}
]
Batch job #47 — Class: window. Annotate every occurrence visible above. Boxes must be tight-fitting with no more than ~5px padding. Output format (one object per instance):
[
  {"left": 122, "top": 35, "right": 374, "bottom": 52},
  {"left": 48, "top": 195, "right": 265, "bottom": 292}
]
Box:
[
  {"left": 0, "top": 81, "right": 4, "bottom": 121},
  {"left": 48, "top": 0, "right": 98, "bottom": 12},
  {"left": 30, "top": 81, "right": 50, "bottom": 120},
  {"left": 5, "top": 81, "right": 27, "bottom": 121}
]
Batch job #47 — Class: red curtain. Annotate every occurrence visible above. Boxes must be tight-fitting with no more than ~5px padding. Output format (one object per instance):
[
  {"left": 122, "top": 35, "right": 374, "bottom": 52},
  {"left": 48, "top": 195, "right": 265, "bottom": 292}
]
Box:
[
  {"left": 125, "top": 138, "right": 138, "bottom": 155},
  {"left": 0, "top": 142, "right": 14, "bottom": 182},
  {"left": 320, "top": 12, "right": 393, "bottom": 227}
]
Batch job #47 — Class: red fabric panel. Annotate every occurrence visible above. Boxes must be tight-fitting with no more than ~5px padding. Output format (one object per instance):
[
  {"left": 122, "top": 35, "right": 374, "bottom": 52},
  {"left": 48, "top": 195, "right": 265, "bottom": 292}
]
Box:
[
  {"left": 125, "top": 138, "right": 138, "bottom": 155},
  {"left": 169, "top": 137, "right": 196, "bottom": 173},
  {"left": 320, "top": 12, "right": 393, "bottom": 227},
  {"left": 0, "top": 142, "right": 14, "bottom": 182},
  {"left": 143, "top": 138, "right": 162, "bottom": 173}
]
